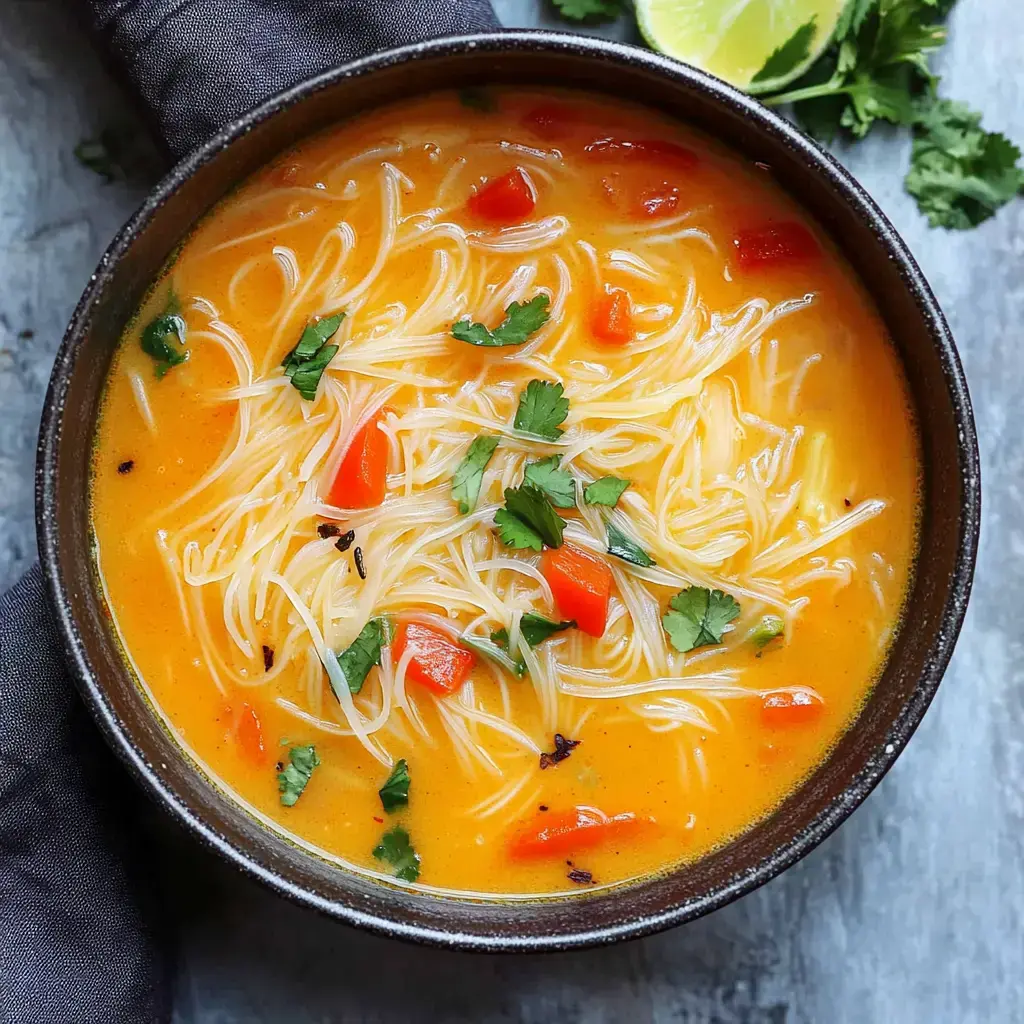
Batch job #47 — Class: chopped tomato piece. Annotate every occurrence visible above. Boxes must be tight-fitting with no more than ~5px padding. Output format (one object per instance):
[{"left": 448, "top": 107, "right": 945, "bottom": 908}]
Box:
[
  {"left": 393, "top": 620, "right": 476, "bottom": 696},
  {"left": 584, "top": 137, "right": 699, "bottom": 171},
  {"left": 508, "top": 806, "right": 654, "bottom": 860},
  {"left": 540, "top": 544, "right": 613, "bottom": 638},
  {"left": 733, "top": 221, "right": 819, "bottom": 270},
  {"left": 592, "top": 288, "right": 635, "bottom": 344},
  {"left": 760, "top": 689, "right": 824, "bottom": 727},
  {"left": 637, "top": 184, "right": 680, "bottom": 218},
  {"left": 467, "top": 167, "right": 536, "bottom": 223},
  {"left": 327, "top": 408, "right": 391, "bottom": 509},
  {"left": 235, "top": 702, "right": 266, "bottom": 764}
]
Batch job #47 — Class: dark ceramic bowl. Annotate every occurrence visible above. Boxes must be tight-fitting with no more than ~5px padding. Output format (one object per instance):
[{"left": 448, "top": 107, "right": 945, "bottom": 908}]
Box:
[{"left": 36, "top": 31, "right": 979, "bottom": 950}]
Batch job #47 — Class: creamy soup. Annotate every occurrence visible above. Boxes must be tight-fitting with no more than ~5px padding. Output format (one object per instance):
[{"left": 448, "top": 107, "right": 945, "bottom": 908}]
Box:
[{"left": 91, "top": 89, "right": 919, "bottom": 895}]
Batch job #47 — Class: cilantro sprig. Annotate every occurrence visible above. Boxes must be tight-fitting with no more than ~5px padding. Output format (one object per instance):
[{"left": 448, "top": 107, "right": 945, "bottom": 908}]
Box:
[
  {"left": 524, "top": 455, "right": 576, "bottom": 508},
  {"left": 335, "top": 617, "right": 392, "bottom": 696},
  {"left": 584, "top": 476, "right": 630, "bottom": 507},
  {"left": 514, "top": 379, "right": 569, "bottom": 440},
  {"left": 278, "top": 744, "right": 320, "bottom": 807},
  {"left": 662, "top": 587, "right": 741, "bottom": 654},
  {"left": 451, "top": 435, "right": 499, "bottom": 514},
  {"left": 552, "top": 0, "right": 625, "bottom": 19},
  {"left": 378, "top": 758, "right": 410, "bottom": 813},
  {"left": 462, "top": 614, "right": 575, "bottom": 678},
  {"left": 373, "top": 826, "right": 421, "bottom": 882},
  {"left": 750, "top": 17, "right": 818, "bottom": 88},
  {"left": 606, "top": 520, "right": 655, "bottom": 567},
  {"left": 140, "top": 293, "right": 188, "bottom": 377},
  {"left": 452, "top": 295, "right": 550, "bottom": 348},
  {"left": 283, "top": 313, "right": 344, "bottom": 400},
  {"left": 752, "top": 0, "right": 1022, "bottom": 228},
  {"left": 495, "top": 484, "right": 566, "bottom": 551}
]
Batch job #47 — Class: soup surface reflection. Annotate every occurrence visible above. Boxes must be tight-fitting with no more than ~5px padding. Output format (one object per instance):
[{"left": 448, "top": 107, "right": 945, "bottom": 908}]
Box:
[{"left": 91, "top": 90, "right": 919, "bottom": 895}]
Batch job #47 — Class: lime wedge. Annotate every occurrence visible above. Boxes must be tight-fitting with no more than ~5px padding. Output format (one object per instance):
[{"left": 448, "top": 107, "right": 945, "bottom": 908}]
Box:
[{"left": 635, "top": 0, "right": 847, "bottom": 95}]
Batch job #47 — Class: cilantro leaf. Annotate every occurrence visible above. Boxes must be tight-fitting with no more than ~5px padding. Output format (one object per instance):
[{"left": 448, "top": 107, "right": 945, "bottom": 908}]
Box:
[
  {"left": 278, "top": 744, "right": 320, "bottom": 806},
  {"left": 282, "top": 313, "right": 344, "bottom": 400},
  {"left": 513, "top": 379, "right": 569, "bottom": 440},
  {"left": 750, "top": 615, "right": 785, "bottom": 650},
  {"left": 140, "top": 293, "right": 188, "bottom": 378},
  {"left": 451, "top": 435, "right": 499, "bottom": 514},
  {"left": 606, "top": 520, "right": 656, "bottom": 567},
  {"left": 373, "top": 825, "right": 420, "bottom": 882},
  {"left": 662, "top": 587, "right": 741, "bottom": 653},
  {"left": 460, "top": 632, "right": 526, "bottom": 677},
  {"left": 905, "top": 98, "right": 1024, "bottom": 229},
  {"left": 496, "top": 484, "right": 566, "bottom": 551},
  {"left": 378, "top": 758, "right": 410, "bottom": 813},
  {"left": 494, "top": 508, "right": 545, "bottom": 552},
  {"left": 523, "top": 455, "right": 576, "bottom": 508},
  {"left": 751, "top": 17, "right": 817, "bottom": 86},
  {"left": 584, "top": 476, "right": 630, "bottom": 507},
  {"left": 519, "top": 613, "right": 575, "bottom": 647},
  {"left": 335, "top": 618, "right": 389, "bottom": 696},
  {"left": 552, "top": 0, "right": 624, "bottom": 19},
  {"left": 452, "top": 295, "right": 550, "bottom": 348}
]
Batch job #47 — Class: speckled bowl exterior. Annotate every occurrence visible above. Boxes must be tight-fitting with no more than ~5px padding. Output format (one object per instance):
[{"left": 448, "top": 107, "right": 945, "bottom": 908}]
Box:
[{"left": 36, "top": 32, "right": 980, "bottom": 951}]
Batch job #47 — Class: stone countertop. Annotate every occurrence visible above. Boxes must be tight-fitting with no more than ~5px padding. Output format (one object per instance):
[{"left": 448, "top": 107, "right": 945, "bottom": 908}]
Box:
[{"left": 1, "top": 1, "right": 1021, "bottom": 1020}]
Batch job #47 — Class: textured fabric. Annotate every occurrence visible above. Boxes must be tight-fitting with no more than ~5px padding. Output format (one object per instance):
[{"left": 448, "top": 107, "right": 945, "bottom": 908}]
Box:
[
  {"left": 0, "top": 567, "right": 169, "bottom": 1023},
  {"left": 85, "top": 0, "right": 500, "bottom": 159}
]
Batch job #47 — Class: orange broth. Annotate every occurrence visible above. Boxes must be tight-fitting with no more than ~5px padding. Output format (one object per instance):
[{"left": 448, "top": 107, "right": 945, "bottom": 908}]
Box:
[{"left": 91, "top": 90, "right": 919, "bottom": 895}]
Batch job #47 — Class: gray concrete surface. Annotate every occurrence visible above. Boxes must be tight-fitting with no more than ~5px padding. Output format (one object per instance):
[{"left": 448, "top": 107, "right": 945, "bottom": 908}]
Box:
[{"left": 1, "top": 0, "right": 1021, "bottom": 1020}]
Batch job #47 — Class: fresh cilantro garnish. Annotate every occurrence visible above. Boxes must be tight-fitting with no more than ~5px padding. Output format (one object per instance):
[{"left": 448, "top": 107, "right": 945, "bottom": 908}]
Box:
[
  {"left": 452, "top": 295, "right": 550, "bottom": 348},
  {"left": 751, "top": 0, "right": 1021, "bottom": 228},
  {"left": 460, "top": 632, "right": 526, "bottom": 677},
  {"left": 606, "top": 520, "right": 656, "bottom": 567},
  {"left": 551, "top": 0, "right": 625, "bottom": 20},
  {"left": 451, "top": 435, "right": 499, "bottom": 514},
  {"left": 335, "top": 617, "right": 390, "bottom": 696},
  {"left": 282, "top": 313, "right": 344, "bottom": 400},
  {"left": 378, "top": 758, "right": 410, "bottom": 813},
  {"left": 372, "top": 826, "right": 420, "bottom": 882},
  {"left": 905, "top": 98, "right": 1024, "bottom": 229},
  {"left": 662, "top": 587, "right": 741, "bottom": 654},
  {"left": 523, "top": 455, "right": 576, "bottom": 508},
  {"left": 278, "top": 744, "right": 320, "bottom": 806},
  {"left": 494, "top": 484, "right": 566, "bottom": 551},
  {"left": 764, "top": 0, "right": 947, "bottom": 139},
  {"left": 519, "top": 613, "right": 575, "bottom": 647},
  {"left": 140, "top": 294, "right": 188, "bottom": 378},
  {"left": 513, "top": 379, "right": 569, "bottom": 440},
  {"left": 750, "top": 615, "right": 785, "bottom": 650},
  {"left": 462, "top": 614, "right": 574, "bottom": 677},
  {"left": 751, "top": 17, "right": 817, "bottom": 86},
  {"left": 584, "top": 476, "right": 630, "bottom": 507},
  {"left": 459, "top": 87, "right": 497, "bottom": 112}
]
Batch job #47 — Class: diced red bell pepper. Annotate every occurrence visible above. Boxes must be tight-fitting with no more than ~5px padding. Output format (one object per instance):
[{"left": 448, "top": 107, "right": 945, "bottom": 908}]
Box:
[
  {"left": 540, "top": 544, "right": 613, "bottom": 638},
  {"left": 760, "top": 689, "right": 824, "bottom": 727},
  {"left": 467, "top": 167, "right": 537, "bottom": 223},
  {"left": 637, "top": 184, "right": 680, "bottom": 218},
  {"left": 327, "top": 408, "right": 391, "bottom": 509},
  {"left": 393, "top": 620, "right": 476, "bottom": 696},
  {"left": 584, "top": 137, "right": 699, "bottom": 171},
  {"left": 733, "top": 221, "right": 819, "bottom": 270},
  {"left": 235, "top": 702, "right": 266, "bottom": 764},
  {"left": 591, "top": 288, "right": 635, "bottom": 344},
  {"left": 508, "top": 806, "right": 654, "bottom": 859}
]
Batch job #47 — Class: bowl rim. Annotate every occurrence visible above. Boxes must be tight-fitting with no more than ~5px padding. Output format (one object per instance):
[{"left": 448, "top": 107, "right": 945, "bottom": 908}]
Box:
[{"left": 36, "top": 29, "right": 981, "bottom": 951}]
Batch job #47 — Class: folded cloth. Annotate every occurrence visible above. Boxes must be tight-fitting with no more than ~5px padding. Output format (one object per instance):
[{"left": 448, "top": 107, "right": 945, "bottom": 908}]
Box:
[
  {"left": 0, "top": 567, "right": 169, "bottom": 1023},
  {"left": 85, "top": 0, "right": 500, "bottom": 159},
  {"left": 3, "top": 3, "right": 498, "bottom": 1020}
]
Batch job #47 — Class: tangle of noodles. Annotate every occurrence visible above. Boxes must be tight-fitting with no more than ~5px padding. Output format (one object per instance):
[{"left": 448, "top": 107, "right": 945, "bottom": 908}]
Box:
[{"left": 91, "top": 89, "right": 920, "bottom": 895}]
